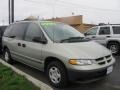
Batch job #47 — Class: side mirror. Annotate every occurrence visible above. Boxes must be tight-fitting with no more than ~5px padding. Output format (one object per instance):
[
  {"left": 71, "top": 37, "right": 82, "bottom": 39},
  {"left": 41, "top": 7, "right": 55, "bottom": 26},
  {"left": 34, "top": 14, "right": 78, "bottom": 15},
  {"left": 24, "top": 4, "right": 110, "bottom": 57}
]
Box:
[
  {"left": 84, "top": 33, "right": 88, "bottom": 36},
  {"left": 32, "top": 37, "right": 47, "bottom": 44},
  {"left": 84, "top": 32, "right": 90, "bottom": 36}
]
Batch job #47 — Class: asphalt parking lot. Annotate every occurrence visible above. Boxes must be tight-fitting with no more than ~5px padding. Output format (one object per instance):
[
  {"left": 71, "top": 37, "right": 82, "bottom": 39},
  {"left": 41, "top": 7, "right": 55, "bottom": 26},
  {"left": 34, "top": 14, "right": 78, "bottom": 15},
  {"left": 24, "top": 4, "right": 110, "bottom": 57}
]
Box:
[{"left": 1, "top": 55, "right": 120, "bottom": 90}]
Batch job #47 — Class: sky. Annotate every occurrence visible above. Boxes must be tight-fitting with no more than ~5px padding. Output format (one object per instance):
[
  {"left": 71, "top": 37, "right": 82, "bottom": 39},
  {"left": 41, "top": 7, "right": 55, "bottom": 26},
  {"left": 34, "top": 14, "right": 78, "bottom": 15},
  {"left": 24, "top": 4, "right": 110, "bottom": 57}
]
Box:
[{"left": 0, "top": 0, "right": 120, "bottom": 25}]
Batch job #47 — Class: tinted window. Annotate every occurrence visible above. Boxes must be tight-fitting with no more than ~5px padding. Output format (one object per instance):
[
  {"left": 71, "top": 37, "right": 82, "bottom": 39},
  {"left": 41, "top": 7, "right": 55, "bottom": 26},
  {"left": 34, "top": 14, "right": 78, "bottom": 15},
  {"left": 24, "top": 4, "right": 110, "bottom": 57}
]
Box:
[
  {"left": 4, "top": 23, "right": 29, "bottom": 39},
  {"left": 112, "top": 26, "right": 120, "bottom": 34},
  {"left": 99, "top": 27, "right": 110, "bottom": 35},
  {"left": 25, "top": 23, "right": 44, "bottom": 42},
  {"left": 85, "top": 27, "right": 98, "bottom": 35},
  {"left": 10, "top": 23, "right": 29, "bottom": 40}
]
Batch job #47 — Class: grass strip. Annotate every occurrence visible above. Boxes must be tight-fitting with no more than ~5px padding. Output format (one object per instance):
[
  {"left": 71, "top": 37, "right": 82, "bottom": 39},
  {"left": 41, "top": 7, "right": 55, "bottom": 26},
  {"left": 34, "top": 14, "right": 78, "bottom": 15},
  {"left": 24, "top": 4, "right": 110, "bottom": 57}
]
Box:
[{"left": 0, "top": 63, "right": 40, "bottom": 90}]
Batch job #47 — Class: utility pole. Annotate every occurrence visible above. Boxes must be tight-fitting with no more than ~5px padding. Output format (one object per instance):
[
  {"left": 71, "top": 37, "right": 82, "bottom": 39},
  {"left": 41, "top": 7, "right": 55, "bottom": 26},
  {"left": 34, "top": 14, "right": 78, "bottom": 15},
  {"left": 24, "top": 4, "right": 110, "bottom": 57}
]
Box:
[
  {"left": 9, "top": 0, "right": 14, "bottom": 24},
  {"left": 8, "top": 0, "right": 10, "bottom": 24}
]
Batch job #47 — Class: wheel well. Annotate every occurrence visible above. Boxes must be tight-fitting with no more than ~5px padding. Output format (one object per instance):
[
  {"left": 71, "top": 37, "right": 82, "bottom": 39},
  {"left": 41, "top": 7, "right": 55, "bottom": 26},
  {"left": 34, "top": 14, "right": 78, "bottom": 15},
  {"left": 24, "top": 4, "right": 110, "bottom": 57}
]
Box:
[
  {"left": 107, "top": 41, "right": 120, "bottom": 47},
  {"left": 44, "top": 57, "right": 67, "bottom": 72}
]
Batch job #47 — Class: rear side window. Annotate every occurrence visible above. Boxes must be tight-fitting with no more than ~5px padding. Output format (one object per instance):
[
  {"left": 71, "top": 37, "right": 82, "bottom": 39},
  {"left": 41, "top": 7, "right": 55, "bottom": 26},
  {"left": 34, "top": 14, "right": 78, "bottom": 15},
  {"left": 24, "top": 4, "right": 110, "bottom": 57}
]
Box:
[
  {"left": 4, "top": 25, "right": 12, "bottom": 37},
  {"left": 99, "top": 27, "right": 110, "bottom": 35},
  {"left": 25, "top": 23, "right": 44, "bottom": 42},
  {"left": 4, "top": 22, "right": 29, "bottom": 40},
  {"left": 112, "top": 26, "right": 120, "bottom": 34},
  {"left": 11, "top": 23, "right": 29, "bottom": 40}
]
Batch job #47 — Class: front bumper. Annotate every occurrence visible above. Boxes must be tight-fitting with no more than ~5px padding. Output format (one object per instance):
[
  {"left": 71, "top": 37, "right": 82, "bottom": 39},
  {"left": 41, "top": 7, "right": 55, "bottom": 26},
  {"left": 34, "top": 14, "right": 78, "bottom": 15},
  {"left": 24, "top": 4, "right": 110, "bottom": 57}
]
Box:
[{"left": 67, "top": 66, "right": 112, "bottom": 82}]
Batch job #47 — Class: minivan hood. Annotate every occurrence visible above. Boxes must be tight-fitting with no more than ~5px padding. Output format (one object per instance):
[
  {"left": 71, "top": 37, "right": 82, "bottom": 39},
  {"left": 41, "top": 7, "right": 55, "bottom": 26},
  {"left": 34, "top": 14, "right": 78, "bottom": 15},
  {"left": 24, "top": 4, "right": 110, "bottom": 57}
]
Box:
[{"left": 59, "top": 41, "right": 111, "bottom": 59}]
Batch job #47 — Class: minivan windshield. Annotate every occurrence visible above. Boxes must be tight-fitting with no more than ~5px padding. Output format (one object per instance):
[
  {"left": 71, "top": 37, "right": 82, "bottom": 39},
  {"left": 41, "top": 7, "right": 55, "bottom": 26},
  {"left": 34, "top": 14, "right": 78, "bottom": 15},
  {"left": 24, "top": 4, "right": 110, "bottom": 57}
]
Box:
[{"left": 41, "top": 22, "right": 87, "bottom": 43}]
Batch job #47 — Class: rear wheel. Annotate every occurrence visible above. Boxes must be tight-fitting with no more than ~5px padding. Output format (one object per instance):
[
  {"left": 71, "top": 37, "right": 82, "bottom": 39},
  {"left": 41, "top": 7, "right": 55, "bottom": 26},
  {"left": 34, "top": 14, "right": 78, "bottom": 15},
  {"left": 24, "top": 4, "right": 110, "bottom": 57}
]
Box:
[
  {"left": 47, "top": 61, "right": 68, "bottom": 88},
  {"left": 4, "top": 48, "right": 13, "bottom": 64},
  {"left": 107, "top": 42, "right": 120, "bottom": 55}
]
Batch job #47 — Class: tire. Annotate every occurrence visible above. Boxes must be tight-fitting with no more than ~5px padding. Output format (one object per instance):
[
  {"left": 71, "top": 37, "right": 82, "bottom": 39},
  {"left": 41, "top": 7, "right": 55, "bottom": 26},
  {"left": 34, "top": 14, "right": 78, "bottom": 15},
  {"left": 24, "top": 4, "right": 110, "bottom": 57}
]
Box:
[
  {"left": 46, "top": 61, "right": 68, "bottom": 88},
  {"left": 107, "top": 42, "right": 120, "bottom": 55},
  {"left": 4, "top": 48, "right": 13, "bottom": 64}
]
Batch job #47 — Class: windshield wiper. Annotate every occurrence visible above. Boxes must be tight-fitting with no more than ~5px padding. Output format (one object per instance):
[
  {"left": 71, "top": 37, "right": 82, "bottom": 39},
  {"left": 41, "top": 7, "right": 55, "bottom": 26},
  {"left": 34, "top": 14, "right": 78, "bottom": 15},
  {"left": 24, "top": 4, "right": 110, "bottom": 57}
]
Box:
[{"left": 60, "top": 37, "right": 84, "bottom": 43}]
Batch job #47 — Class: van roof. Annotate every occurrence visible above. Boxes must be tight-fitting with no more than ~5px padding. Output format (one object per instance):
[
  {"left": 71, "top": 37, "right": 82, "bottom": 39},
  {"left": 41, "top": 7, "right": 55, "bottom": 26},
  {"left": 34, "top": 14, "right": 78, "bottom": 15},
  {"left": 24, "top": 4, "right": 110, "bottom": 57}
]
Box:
[
  {"left": 98, "top": 24, "right": 120, "bottom": 27},
  {"left": 13, "top": 20, "right": 57, "bottom": 24}
]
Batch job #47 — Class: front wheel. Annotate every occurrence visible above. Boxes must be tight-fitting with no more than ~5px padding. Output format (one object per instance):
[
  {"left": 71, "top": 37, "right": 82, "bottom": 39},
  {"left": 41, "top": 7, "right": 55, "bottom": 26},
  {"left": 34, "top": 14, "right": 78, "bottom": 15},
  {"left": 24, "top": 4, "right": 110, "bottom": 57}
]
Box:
[
  {"left": 47, "top": 61, "right": 68, "bottom": 88},
  {"left": 107, "top": 42, "right": 120, "bottom": 55},
  {"left": 4, "top": 49, "right": 13, "bottom": 64}
]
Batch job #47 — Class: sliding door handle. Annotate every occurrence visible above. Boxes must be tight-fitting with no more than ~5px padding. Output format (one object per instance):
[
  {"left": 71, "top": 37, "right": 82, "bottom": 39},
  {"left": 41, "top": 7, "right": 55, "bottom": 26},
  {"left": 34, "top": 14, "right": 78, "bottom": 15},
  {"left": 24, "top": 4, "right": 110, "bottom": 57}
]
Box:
[{"left": 17, "top": 43, "right": 21, "bottom": 46}]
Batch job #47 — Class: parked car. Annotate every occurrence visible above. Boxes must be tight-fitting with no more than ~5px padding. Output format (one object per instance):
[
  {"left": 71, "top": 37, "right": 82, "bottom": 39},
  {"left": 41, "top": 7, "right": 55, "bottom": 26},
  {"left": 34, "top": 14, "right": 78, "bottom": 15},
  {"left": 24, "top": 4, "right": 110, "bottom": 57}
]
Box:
[
  {"left": 2, "top": 21, "right": 115, "bottom": 88},
  {"left": 84, "top": 24, "right": 120, "bottom": 54},
  {"left": 0, "top": 26, "right": 7, "bottom": 52}
]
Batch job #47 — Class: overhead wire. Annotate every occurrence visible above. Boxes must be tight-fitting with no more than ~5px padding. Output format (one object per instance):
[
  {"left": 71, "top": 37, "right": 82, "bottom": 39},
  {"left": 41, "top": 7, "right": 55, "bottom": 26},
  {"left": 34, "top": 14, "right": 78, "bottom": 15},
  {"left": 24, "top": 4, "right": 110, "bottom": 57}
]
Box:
[
  {"left": 24, "top": 0, "right": 120, "bottom": 13},
  {"left": 22, "top": 0, "right": 120, "bottom": 24}
]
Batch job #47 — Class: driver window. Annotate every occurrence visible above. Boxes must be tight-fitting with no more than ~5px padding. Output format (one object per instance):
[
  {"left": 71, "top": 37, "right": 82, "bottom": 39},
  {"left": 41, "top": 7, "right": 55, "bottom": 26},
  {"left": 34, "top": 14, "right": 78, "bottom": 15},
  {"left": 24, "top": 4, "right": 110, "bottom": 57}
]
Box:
[{"left": 85, "top": 27, "right": 98, "bottom": 35}]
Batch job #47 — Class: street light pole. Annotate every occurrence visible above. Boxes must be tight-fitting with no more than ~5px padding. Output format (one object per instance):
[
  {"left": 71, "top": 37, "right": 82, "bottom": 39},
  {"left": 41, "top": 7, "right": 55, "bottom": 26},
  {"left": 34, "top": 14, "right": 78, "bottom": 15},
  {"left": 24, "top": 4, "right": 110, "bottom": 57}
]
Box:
[
  {"left": 8, "top": 0, "right": 10, "bottom": 24},
  {"left": 8, "top": 0, "right": 14, "bottom": 24},
  {"left": 11, "top": 0, "right": 14, "bottom": 23}
]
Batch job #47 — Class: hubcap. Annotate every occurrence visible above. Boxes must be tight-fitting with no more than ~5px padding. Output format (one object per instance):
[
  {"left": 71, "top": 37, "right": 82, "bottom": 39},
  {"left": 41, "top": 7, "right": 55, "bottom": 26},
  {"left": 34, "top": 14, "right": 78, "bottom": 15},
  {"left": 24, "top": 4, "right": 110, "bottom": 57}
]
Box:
[
  {"left": 49, "top": 67, "right": 61, "bottom": 84},
  {"left": 110, "top": 45, "right": 118, "bottom": 54},
  {"left": 4, "top": 52, "right": 9, "bottom": 62}
]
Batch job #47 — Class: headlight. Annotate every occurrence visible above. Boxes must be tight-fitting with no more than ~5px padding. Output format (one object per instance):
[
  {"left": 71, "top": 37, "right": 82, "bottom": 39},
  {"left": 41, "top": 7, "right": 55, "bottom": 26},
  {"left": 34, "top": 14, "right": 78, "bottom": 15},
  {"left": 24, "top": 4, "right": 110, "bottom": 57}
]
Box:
[{"left": 69, "top": 59, "right": 93, "bottom": 65}]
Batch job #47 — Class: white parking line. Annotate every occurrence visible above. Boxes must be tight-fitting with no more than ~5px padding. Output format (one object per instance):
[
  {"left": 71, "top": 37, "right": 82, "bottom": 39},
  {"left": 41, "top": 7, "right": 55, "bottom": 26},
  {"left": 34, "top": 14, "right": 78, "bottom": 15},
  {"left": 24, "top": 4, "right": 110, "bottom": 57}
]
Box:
[{"left": 0, "top": 59, "right": 53, "bottom": 90}]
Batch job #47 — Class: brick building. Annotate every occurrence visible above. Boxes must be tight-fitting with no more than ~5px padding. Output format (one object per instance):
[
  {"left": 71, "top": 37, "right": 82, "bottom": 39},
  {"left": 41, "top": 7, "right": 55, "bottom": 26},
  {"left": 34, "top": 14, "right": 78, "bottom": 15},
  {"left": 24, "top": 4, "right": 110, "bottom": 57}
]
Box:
[{"left": 47, "top": 15, "right": 96, "bottom": 33}]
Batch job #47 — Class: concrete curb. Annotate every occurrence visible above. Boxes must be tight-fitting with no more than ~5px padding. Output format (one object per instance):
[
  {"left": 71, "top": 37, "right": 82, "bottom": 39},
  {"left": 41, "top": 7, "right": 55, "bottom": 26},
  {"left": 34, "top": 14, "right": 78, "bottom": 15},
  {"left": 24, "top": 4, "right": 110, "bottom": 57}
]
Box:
[{"left": 0, "top": 59, "right": 53, "bottom": 90}]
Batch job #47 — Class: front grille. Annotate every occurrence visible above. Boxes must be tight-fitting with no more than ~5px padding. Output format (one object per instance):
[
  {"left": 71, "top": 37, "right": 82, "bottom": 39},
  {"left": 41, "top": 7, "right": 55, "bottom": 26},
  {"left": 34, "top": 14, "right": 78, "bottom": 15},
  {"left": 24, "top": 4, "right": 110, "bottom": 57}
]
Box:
[
  {"left": 96, "top": 57, "right": 104, "bottom": 61},
  {"left": 95, "top": 55, "right": 112, "bottom": 65},
  {"left": 107, "top": 59, "right": 112, "bottom": 63},
  {"left": 105, "top": 55, "right": 111, "bottom": 59},
  {"left": 98, "top": 62, "right": 106, "bottom": 65}
]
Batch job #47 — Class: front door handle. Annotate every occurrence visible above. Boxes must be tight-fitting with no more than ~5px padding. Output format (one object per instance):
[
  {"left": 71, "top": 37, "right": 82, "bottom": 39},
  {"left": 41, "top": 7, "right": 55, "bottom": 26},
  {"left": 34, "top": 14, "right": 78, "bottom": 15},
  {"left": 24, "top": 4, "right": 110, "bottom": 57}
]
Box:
[
  {"left": 22, "top": 44, "right": 26, "bottom": 48},
  {"left": 106, "top": 36, "right": 111, "bottom": 38},
  {"left": 86, "top": 38, "right": 90, "bottom": 39}
]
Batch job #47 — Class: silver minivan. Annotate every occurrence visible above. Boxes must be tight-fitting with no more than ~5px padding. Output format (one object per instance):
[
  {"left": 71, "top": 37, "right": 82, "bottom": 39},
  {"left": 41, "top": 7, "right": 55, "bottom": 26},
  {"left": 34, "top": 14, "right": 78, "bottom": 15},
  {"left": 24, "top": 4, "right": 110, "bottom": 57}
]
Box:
[{"left": 2, "top": 21, "right": 115, "bottom": 88}]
